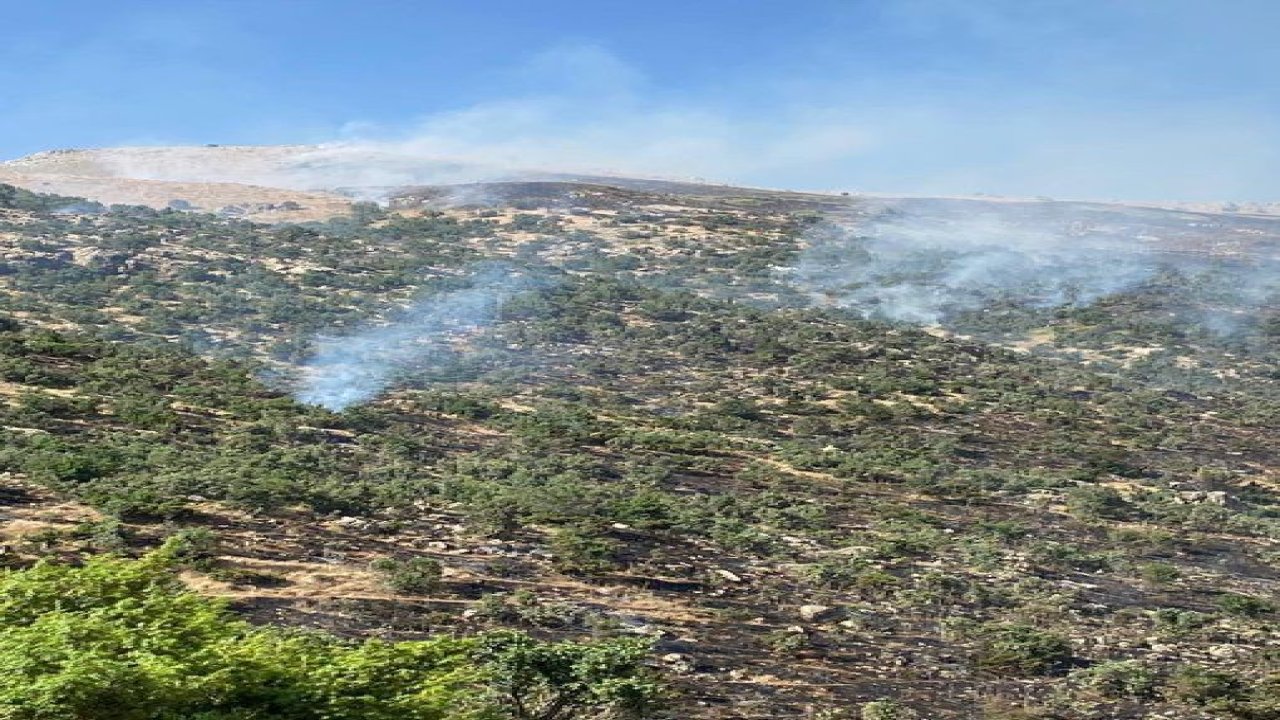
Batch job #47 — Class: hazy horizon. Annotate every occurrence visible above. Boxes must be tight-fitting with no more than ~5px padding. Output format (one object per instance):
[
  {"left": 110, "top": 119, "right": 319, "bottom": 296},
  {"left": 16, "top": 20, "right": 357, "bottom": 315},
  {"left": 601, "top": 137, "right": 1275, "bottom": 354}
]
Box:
[{"left": 4, "top": 1, "right": 1280, "bottom": 202}]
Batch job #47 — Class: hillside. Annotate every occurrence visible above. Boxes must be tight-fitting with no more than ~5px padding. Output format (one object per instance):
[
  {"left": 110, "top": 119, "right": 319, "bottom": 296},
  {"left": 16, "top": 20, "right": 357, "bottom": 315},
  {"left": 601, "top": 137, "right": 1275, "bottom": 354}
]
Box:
[
  {"left": 0, "top": 175, "right": 1277, "bottom": 719},
  {"left": 0, "top": 146, "right": 358, "bottom": 222},
  {"left": 12, "top": 143, "right": 1280, "bottom": 220}
]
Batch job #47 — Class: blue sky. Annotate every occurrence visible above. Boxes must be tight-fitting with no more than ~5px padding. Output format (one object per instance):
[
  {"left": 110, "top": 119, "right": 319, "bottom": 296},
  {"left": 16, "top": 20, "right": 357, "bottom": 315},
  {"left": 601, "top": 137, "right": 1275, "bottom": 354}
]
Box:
[{"left": 2, "top": 1, "right": 1278, "bottom": 200}]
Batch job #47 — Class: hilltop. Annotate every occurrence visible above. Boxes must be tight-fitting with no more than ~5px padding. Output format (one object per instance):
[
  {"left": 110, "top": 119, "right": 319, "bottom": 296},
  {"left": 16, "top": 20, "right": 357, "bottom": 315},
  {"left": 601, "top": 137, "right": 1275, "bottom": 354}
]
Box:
[
  {"left": 0, "top": 145, "right": 360, "bottom": 222},
  {"left": 9, "top": 143, "right": 1280, "bottom": 224}
]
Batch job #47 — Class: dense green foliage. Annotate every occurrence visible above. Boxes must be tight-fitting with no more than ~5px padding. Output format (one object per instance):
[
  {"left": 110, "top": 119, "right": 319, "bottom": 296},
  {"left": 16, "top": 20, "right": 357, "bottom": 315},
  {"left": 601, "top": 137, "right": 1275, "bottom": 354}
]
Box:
[
  {"left": 0, "top": 548, "right": 478, "bottom": 719},
  {"left": 0, "top": 547, "right": 660, "bottom": 720}
]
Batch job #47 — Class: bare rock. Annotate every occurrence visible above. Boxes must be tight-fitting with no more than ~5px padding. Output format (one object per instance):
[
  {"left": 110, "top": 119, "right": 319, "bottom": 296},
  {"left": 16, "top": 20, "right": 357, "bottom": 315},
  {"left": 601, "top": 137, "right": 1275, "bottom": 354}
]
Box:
[{"left": 799, "top": 604, "right": 843, "bottom": 622}]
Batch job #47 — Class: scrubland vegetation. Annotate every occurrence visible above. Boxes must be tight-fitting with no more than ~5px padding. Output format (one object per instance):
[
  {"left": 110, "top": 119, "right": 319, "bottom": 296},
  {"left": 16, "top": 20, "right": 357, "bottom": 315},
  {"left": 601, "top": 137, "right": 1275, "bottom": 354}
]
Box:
[{"left": 0, "top": 182, "right": 1276, "bottom": 718}]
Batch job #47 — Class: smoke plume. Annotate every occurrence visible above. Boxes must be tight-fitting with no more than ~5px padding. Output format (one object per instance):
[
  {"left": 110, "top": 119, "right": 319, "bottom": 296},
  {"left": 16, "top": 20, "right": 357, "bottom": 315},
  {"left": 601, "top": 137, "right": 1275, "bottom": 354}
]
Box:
[
  {"left": 295, "top": 263, "right": 543, "bottom": 410},
  {"left": 781, "top": 207, "right": 1160, "bottom": 324}
]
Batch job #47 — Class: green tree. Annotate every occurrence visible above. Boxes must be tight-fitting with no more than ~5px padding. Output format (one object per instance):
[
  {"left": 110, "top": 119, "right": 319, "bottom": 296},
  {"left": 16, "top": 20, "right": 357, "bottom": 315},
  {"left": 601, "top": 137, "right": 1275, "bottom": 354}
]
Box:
[
  {"left": 476, "top": 631, "right": 664, "bottom": 720},
  {"left": 0, "top": 548, "right": 479, "bottom": 720}
]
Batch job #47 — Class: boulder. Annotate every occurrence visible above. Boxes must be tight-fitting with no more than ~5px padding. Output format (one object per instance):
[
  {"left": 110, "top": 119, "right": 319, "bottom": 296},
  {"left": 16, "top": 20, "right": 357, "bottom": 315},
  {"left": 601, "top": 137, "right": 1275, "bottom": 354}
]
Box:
[{"left": 799, "top": 604, "right": 843, "bottom": 622}]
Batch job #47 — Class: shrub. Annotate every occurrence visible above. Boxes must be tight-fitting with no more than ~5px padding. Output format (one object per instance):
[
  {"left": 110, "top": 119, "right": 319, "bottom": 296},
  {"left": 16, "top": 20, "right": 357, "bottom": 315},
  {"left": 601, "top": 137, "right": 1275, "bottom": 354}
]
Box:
[
  {"left": 475, "top": 630, "right": 664, "bottom": 720},
  {"left": 801, "top": 557, "right": 869, "bottom": 590},
  {"left": 1217, "top": 592, "right": 1276, "bottom": 618},
  {"left": 1065, "top": 485, "right": 1137, "bottom": 520},
  {"left": 764, "top": 630, "right": 810, "bottom": 655},
  {"left": 370, "top": 556, "right": 444, "bottom": 595},
  {"left": 1139, "top": 562, "right": 1181, "bottom": 587},
  {"left": 549, "top": 525, "right": 621, "bottom": 574},
  {"left": 73, "top": 519, "right": 128, "bottom": 553},
  {"left": 164, "top": 527, "right": 220, "bottom": 561},
  {"left": 973, "top": 624, "right": 1073, "bottom": 677},
  {"left": 861, "top": 699, "right": 920, "bottom": 720},
  {"left": 1152, "top": 608, "right": 1214, "bottom": 637},
  {"left": 473, "top": 591, "right": 593, "bottom": 630},
  {"left": 1164, "top": 665, "right": 1243, "bottom": 706},
  {"left": 1072, "top": 659, "right": 1160, "bottom": 699}
]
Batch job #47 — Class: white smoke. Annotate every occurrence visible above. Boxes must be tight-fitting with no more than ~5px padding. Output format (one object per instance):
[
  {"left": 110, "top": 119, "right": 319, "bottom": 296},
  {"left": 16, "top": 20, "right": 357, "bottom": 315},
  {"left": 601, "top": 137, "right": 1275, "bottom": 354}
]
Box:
[
  {"left": 782, "top": 208, "right": 1160, "bottom": 324},
  {"left": 295, "top": 263, "right": 543, "bottom": 410}
]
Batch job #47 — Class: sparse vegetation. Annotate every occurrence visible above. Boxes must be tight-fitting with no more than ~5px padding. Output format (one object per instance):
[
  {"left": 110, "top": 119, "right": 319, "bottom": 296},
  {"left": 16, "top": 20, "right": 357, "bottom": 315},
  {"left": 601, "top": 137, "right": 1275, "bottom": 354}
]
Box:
[{"left": 0, "top": 182, "right": 1275, "bottom": 718}]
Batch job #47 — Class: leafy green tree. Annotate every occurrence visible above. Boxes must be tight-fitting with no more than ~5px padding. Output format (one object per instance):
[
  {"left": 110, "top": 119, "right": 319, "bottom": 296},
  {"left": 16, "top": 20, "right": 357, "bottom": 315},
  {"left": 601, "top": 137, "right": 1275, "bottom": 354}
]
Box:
[
  {"left": 370, "top": 556, "right": 444, "bottom": 595},
  {"left": 0, "top": 548, "right": 481, "bottom": 720},
  {"left": 0, "top": 548, "right": 667, "bottom": 720},
  {"left": 476, "top": 631, "right": 663, "bottom": 720}
]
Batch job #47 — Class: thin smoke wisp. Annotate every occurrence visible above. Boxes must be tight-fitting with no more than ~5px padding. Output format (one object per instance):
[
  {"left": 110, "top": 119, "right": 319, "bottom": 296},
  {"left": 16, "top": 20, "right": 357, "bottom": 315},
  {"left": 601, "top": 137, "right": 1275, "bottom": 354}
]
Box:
[{"left": 295, "top": 264, "right": 541, "bottom": 410}]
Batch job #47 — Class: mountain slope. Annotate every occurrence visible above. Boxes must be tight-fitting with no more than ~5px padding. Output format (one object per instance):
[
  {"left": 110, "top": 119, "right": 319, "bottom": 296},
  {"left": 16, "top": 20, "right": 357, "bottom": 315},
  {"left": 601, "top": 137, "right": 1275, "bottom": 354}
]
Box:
[{"left": 0, "top": 179, "right": 1277, "bottom": 719}]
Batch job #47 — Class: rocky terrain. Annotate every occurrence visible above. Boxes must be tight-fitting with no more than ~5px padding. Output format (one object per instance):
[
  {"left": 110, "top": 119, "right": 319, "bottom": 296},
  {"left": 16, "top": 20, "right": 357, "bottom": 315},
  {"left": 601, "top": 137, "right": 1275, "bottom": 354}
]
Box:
[{"left": 0, "top": 153, "right": 1277, "bottom": 719}]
